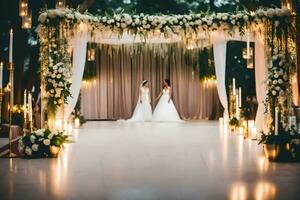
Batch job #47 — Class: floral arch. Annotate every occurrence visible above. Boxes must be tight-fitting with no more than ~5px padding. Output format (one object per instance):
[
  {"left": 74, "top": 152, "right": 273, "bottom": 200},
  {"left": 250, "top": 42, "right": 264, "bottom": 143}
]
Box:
[{"left": 37, "top": 7, "right": 296, "bottom": 135}]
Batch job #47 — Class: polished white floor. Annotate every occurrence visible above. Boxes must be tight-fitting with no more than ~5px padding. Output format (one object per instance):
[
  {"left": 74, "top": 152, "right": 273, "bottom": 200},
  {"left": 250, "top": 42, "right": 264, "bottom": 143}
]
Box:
[{"left": 0, "top": 121, "right": 300, "bottom": 200}]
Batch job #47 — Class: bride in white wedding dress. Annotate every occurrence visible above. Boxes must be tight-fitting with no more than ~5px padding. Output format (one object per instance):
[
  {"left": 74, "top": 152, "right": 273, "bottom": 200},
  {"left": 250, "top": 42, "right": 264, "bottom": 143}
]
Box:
[
  {"left": 152, "top": 79, "right": 182, "bottom": 122},
  {"left": 128, "top": 80, "right": 152, "bottom": 122}
]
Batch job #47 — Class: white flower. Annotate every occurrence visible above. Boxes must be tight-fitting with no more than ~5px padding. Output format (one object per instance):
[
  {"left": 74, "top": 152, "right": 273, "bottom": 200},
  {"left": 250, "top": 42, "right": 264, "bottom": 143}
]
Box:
[
  {"left": 278, "top": 79, "right": 283, "bottom": 84},
  {"left": 43, "top": 139, "right": 51, "bottom": 146},
  {"left": 267, "top": 8, "right": 275, "bottom": 17},
  {"left": 30, "top": 135, "right": 36, "bottom": 143},
  {"left": 57, "top": 74, "right": 62, "bottom": 79},
  {"left": 274, "top": 74, "right": 279, "bottom": 78},
  {"left": 275, "top": 86, "right": 281, "bottom": 91},
  {"left": 274, "top": 21, "right": 280, "bottom": 27},
  {"left": 25, "top": 146, "right": 32, "bottom": 156},
  {"left": 279, "top": 90, "right": 285, "bottom": 96},
  {"left": 283, "top": 75, "right": 288, "bottom": 80},
  {"left": 48, "top": 10, "right": 58, "bottom": 18},
  {"left": 243, "top": 15, "right": 249, "bottom": 21},
  {"left": 38, "top": 13, "right": 47, "bottom": 23},
  {"left": 272, "top": 90, "right": 277, "bottom": 96},
  {"left": 273, "top": 80, "right": 278, "bottom": 84},
  {"left": 231, "top": 20, "right": 236, "bottom": 25},
  {"left": 18, "top": 140, "right": 25, "bottom": 153},
  {"left": 35, "top": 129, "right": 45, "bottom": 136},
  {"left": 32, "top": 144, "right": 39, "bottom": 152}
]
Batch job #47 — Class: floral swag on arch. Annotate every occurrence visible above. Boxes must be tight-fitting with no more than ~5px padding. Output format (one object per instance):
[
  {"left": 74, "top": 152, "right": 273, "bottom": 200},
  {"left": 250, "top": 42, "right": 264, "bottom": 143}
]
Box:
[{"left": 37, "top": 7, "right": 295, "bottom": 134}]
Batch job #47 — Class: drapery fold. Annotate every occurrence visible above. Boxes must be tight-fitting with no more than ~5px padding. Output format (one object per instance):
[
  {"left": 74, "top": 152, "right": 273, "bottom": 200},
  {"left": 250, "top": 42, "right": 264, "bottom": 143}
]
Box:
[
  {"left": 81, "top": 44, "right": 221, "bottom": 120},
  {"left": 64, "top": 31, "right": 88, "bottom": 121}
]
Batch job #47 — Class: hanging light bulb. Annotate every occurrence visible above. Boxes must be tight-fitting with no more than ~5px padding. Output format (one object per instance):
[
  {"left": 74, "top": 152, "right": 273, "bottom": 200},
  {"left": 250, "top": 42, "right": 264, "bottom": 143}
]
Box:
[
  {"left": 19, "top": 0, "right": 28, "bottom": 17},
  {"left": 56, "top": 0, "right": 66, "bottom": 9},
  {"left": 21, "top": 9, "right": 32, "bottom": 29}
]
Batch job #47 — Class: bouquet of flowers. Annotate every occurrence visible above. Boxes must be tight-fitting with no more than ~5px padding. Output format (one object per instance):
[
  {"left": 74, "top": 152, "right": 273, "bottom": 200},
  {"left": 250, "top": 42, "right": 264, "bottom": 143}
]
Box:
[{"left": 18, "top": 129, "right": 69, "bottom": 158}]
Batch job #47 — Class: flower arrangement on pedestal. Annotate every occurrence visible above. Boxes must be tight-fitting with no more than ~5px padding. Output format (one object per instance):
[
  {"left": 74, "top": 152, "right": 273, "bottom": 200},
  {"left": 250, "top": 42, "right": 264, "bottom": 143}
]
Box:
[
  {"left": 18, "top": 129, "right": 69, "bottom": 158},
  {"left": 261, "top": 48, "right": 298, "bottom": 161}
]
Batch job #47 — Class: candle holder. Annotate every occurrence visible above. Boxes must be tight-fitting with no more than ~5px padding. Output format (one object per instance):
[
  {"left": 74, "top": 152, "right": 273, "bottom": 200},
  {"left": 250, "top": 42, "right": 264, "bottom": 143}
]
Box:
[
  {"left": 0, "top": 88, "right": 3, "bottom": 124},
  {"left": 1, "top": 62, "right": 18, "bottom": 158}
]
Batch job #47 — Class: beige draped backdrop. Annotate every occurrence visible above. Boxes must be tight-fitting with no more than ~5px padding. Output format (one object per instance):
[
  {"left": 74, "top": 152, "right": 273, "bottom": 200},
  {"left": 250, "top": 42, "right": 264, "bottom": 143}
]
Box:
[{"left": 81, "top": 43, "right": 222, "bottom": 120}]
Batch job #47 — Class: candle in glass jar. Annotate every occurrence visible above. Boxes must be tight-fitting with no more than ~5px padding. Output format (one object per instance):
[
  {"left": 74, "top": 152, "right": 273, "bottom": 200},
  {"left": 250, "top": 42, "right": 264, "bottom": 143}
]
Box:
[{"left": 9, "top": 29, "right": 13, "bottom": 63}]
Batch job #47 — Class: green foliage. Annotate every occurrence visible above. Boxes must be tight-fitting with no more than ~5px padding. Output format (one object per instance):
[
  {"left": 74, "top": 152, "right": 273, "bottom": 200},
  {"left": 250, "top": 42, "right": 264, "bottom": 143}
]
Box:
[
  {"left": 199, "top": 47, "right": 216, "bottom": 81},
  {"left": 229, "top": 117, "right": 239, "bottom": 127}
]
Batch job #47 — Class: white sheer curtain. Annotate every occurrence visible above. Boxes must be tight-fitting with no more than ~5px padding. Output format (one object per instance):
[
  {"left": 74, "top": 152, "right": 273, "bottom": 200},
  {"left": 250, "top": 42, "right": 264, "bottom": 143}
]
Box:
[
  {"left": 211, "top": 31, "right": 229, "bottom": 118},
  {"left": 213, "top": 41, "right": 228, "bottom": 118},
  {"left": 212, "top": 30, "right": 266, "bottom": 130},
  {"left": 254, "top": 34, "right": 266, "bottom": 133},
  {"left": 64, "top": 31, "right": 88, "bottom": 121}
]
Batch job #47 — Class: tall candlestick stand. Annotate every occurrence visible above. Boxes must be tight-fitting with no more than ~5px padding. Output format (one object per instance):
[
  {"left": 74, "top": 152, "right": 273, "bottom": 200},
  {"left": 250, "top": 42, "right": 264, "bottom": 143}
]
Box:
[
  {"left": 0, "top": 88, "right": 3, "bottom": 124},
  {"left": 1, "top": 63, "right": 18, "bottom": 158}
]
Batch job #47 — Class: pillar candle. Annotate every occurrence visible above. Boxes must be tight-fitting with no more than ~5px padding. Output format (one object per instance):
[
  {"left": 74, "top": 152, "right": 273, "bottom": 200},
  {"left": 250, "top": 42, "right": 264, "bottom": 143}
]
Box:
[
  {"left": 0, "top": 62, "right": 3, "bottom": 88},
  {"left": 233, "top": 78, "right": 236, "bottom": 95},
  {"left": 239, "top": 87, "right": 242, "bottom": 107},
  {"left": 28, "top": 93, "right": 32, "bottom": 122},
  {"left": 275, "top": 107, "right": 278, "bottom": 135},
  {"left": 24, "top": 90, "right": 27, "bottom": 120},
  {"left": 9, "top": 29, "right": 13, "bottom": 63}
]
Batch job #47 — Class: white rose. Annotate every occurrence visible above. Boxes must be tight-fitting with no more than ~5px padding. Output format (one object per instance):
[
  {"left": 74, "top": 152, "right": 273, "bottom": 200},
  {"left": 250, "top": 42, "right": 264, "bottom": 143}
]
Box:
[
  {"left": 25, "top": 146, "right": 32, "bottom": 156},
  {"left": 278, "top": 79, "right": 283, "bottom": 84},
  {"left": 231, "top": 20, "right": 236, "bottom": 25},
  {"left": 57, "top": 74, "right": 62, "bottom": 79},
  {"left": 279, "top": 90, "right": 284, "bottom": 96},
  {"left": 43, "top": 139, "right": 51, "bottom": 146},
  {"left": 32, "top": 144, "right": 39, "bottom": 152},
  {"left": 283, "top": 75, "right": 288, "bottom": 80},
  {"left": 274, "top": 74, "right": 279, "bottom": 78},
  {"left": 273, "top": 80, "right": 278, "bottom": 84},
  {"left": 272, "top": 90, "right": 277, "bottom": 96},
  {"left": 30, "top": 135, "right": 36, "bottom": 143},
  {"left": 243, "top": 15, "right": 249, "bottom": 21},
  {"left": 38, "top": 13, "right": 47, "bottom": 23},
  {"left": 35, "top": 129, "right": 45, "bottom": 136},
  {"left": 275, "top": 86, "right": 281, "bottom": 91}
]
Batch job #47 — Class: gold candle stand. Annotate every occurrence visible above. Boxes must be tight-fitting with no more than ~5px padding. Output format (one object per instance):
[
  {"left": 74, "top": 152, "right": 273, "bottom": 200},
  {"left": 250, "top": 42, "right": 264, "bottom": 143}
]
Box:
[{"left": 1, "top": 62, "right": 18, "bottom": 158}]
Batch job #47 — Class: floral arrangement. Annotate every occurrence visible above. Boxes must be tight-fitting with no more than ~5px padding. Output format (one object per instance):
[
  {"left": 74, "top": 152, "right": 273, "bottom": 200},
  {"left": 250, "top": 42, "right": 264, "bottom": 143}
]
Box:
[
  {"left": 38, "top": 8, "right": 291, "bottom": 35},
  {"left": 18, "top": 129, "right": 69, "bottom": 158},
  {"left": 37, "top": 7, "right": 293, "bottom": 114},
  {"left": 265, "top": 49, "right": 292, "bottom": 133}
]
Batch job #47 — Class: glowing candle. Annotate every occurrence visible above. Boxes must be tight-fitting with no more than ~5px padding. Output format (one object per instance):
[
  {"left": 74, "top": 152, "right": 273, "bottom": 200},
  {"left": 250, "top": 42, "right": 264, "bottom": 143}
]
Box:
[
  {"left": 239, "top": 87, "right": 242, "bottom": 107},
  {"left": 24, "top": 90, "right": 27, "bottom": 120},
  {"left": 219, "top": 117, "right": 224, "bottom": 124},
  {"left": 28, "top": 93, "right": 32, "bottom": 122},
  {"left": 250, "top": 127, "right": 257, "bottom": 140},
  {"left": 9, "top": 29, "right": 13, "bottom": 63},
  {"left": 275, "top": 108, "right": 278, "bottom": 135},
  {"left": 236, "top": 94, "right": 239, "bottom": 119},
  {"left": 233, "top": 78, "right": 236, "bottom": 95},
  {"left": 0, "top": 62, "right": 3, "bottom": 88},
  {"left": 74, "top": 118, "right": 80, "bottom": 128}
]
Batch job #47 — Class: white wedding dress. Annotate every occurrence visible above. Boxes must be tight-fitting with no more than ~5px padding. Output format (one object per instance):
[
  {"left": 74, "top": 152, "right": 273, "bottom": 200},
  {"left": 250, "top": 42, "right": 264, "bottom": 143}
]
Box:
[
  {"left": 128, "top": 87, "right": 152, "bottom": 122},
  {"left": 152, "top": 87, "right": 182, "bottom": 122}
]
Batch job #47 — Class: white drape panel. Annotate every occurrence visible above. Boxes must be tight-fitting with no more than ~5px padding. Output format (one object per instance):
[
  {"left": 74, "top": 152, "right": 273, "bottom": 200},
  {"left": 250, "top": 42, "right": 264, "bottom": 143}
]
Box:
[
  {"left": 64, "top": 31, "right": 88, "bottom": 121},
  {"left": 254, "top": 34, "right": 266, "bottom": 133},
  {"left": 213, "top": 41, "right": 228, "bottom": 118},
  {"left": 211, "top": 30, "right": 266, "bottom": 128}
]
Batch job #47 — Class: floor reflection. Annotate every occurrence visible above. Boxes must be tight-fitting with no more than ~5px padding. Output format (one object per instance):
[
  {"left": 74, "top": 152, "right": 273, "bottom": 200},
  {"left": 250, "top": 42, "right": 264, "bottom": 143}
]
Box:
[
  {"left": 230, "top": 182, "right": 248, "bottom": 200},
  {"left": 254, "top": 181, "right": 276, "bottom": 200}
]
